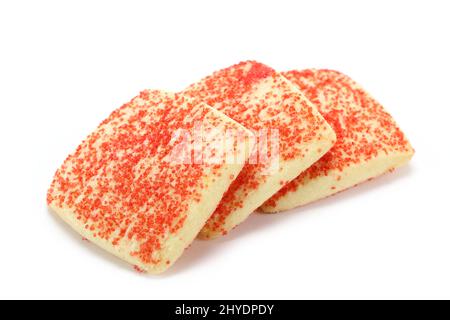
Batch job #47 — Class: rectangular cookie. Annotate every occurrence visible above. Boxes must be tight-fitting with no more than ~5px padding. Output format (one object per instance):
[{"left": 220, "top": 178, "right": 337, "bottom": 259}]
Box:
[
  {"left": 47, "top": 90, "right": 254, "bottom": 273},
  {"left": 183, "top": 61, "right": 336, "bottom": 238},
  {"left": 261, "top": 69, "right": 414, "bottom": 212}
]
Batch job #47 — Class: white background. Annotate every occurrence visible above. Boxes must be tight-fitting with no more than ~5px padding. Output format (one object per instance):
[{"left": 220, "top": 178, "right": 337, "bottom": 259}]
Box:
[{"left": 1, "top": 0, "right": 449, "bottom": 300}]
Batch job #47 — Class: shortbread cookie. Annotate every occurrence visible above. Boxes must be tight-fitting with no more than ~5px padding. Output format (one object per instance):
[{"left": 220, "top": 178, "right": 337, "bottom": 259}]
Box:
[
  {"left": 183, "top": 61, "right": 336, "bottom": 238},
  {"left": 47, "top": 90, "right": 253, "bottom": 273},
  {"left": 261, "top": 69, "right": 414, "bottom": 212}
]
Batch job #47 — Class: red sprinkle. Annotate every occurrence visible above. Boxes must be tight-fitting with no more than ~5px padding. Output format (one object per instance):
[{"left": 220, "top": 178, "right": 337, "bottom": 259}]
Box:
[{"left": 133, "top": 265, "right": 145, "bottom": 273}]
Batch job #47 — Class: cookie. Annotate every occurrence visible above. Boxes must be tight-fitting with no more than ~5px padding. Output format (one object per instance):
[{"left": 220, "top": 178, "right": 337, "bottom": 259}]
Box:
[
  {"left": 47, "top": 90, "right": 253, "bottom": 273},
  {"left": 183, "top": 61, "right": 336, "bottom": 238},
  {"left": 261, "top": 69, "right": 414, "bottom": 212}
]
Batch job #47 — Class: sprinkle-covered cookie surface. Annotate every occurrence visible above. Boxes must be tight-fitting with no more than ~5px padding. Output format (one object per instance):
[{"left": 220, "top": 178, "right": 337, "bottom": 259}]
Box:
[
  {"left": 183, "top": 61, "right": 336, "bottom": 238},
  {"left": 261, "top": 69, "right": 414, "bottom": 212},
  {"left": 47, "top": 90, "right": 253, "bottom": 273}
]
